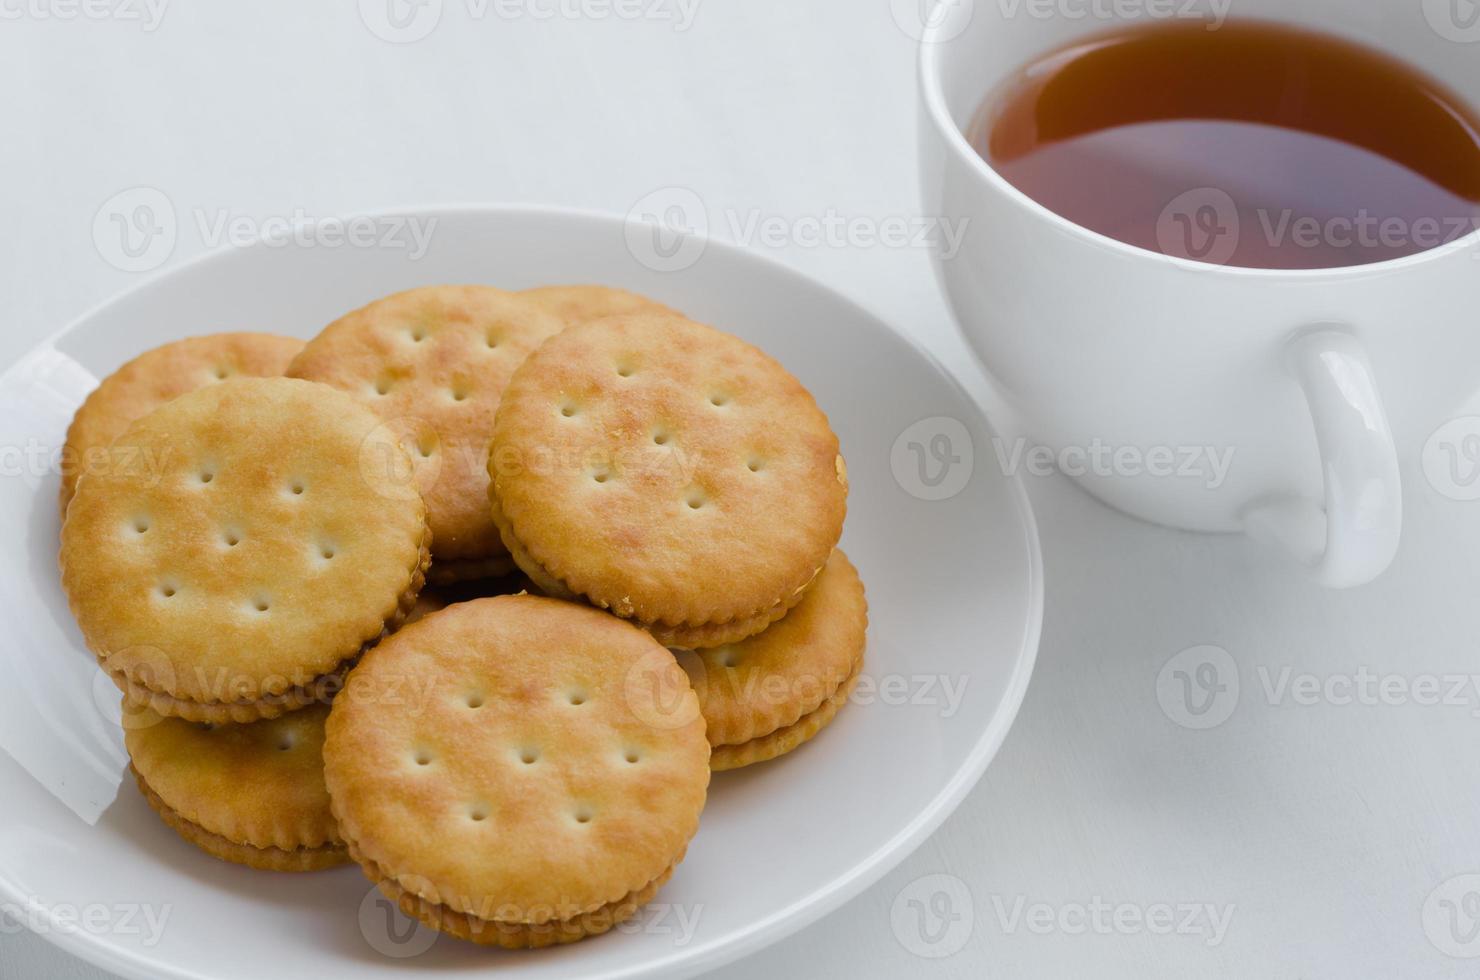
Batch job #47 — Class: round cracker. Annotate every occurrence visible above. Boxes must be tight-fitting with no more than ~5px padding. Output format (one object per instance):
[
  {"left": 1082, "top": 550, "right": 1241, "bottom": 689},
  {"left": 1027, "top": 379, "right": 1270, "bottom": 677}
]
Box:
[
  {"left": 60, "top": 332, "right": 304, "bottom": 513},
  {"left": 677, "top": 549, "right": 866, "bottom": 747},
  {"left": 324, "top": 595, "right": 709, "bottom": 938},
  {"left": 520, "top": 285, "right": 674, "bottom": 327},
  {"left": 489, "top": 313, "right": 848, "bottom": 648},
  {"left": 126, "top": 703, "right": 348, "bottom": 870},
  {"left": 287, "top": 286, "right": 564, "bottom": 564},
  {"left": 61, "top": 377, "right": 430, "bottom": 721}
]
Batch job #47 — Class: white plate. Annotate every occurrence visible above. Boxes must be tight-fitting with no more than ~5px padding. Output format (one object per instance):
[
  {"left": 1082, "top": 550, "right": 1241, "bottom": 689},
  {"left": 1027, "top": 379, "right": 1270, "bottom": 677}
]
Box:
[{"left": 0, "top": 207, "right": 1041, "bottom": 980}]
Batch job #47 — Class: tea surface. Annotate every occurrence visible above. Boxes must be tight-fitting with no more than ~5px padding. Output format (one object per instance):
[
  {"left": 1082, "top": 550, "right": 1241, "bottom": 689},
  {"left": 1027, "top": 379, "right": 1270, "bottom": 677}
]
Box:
[{"left": 973, "top": 20, "right": 1480, "bottom": 269}]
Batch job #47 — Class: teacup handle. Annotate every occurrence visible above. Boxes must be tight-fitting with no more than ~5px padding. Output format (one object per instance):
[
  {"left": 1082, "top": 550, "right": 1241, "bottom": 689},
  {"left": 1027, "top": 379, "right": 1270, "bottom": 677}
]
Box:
[{"left": 1242, "top": 328, "right": 1401, "bottom": 588}]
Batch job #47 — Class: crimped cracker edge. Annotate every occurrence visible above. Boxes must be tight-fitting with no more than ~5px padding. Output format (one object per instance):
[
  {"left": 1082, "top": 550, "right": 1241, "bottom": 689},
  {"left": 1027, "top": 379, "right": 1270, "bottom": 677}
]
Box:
[
  {"left": 327, "top": 781, "right": 688, "bottom": 926},
  {"left": 354, "top": 842, "right": 678, "bottom": 948},
  {"left": 697, "top": 553, "right": 868, "bottom": 745},
  {"left": 710, "top": 658, "right": 862, "bottom": 772},
  {"left": 132, "top": 765, "right": 348, "bottom": 872}
]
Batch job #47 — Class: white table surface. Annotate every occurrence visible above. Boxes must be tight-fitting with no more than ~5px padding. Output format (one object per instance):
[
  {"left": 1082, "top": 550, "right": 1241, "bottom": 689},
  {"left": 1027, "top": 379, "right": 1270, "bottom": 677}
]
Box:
[{"left": 4, "top": 3, "right": 1479, "bottom": 978}]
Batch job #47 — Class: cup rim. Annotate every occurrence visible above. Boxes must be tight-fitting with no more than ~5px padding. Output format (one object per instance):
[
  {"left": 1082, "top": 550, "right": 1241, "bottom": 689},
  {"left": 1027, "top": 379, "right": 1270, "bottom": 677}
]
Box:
[{"left": 916, "top": 10, "right": 1480, "bottom": 279}]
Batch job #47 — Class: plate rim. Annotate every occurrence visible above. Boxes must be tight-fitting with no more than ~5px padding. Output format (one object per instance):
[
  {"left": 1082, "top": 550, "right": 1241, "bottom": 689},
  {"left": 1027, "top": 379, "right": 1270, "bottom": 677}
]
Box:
[{"left": 0, "top": 203, "right": 1044, "bottom": 980}]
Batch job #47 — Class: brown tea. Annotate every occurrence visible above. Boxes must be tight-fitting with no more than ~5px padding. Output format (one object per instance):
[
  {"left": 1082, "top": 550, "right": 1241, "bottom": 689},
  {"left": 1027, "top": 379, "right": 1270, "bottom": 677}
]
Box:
[{"left": 971, "top": 20, "right": 1480, "bottom": 269}]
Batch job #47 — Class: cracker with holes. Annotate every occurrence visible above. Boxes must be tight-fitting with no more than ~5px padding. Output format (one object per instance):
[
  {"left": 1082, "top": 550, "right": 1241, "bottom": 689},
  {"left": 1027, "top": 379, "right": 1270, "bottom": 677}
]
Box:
[
  {"left": 489, "top": 312, "right": 848, "bottom": 649},
  {"left": 287, "top": 286, "right": 564, "bottom": 583},
  {"left": 125, "top": 703, "right": 348, "bottom": 871},
  {"left": 520, "top": 284, "right": 675, "bottom": 326},
  {"left": 324, "top": 594, "right": 710, "bottom": 948},
  {"left": 60, "top": 377, "right": 431, "bottom": 723},
  {"left": 678, "top": 550, "right": 866, "bottom": 771},
  {"left": 60, "top": 332, "right": 304, "bottom": 514}
]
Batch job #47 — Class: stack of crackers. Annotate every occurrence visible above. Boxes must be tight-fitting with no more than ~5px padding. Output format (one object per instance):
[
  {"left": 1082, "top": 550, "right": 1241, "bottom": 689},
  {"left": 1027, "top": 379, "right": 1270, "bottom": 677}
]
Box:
[{"left": 57, "top": 284, "right": 866, "bottom": 948}]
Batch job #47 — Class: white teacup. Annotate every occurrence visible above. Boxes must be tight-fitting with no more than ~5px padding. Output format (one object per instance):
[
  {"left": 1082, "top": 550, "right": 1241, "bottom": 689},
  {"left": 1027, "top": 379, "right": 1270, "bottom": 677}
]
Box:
[{"left": 918, "top": 0, "right": 1480, "bottom": 587}]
